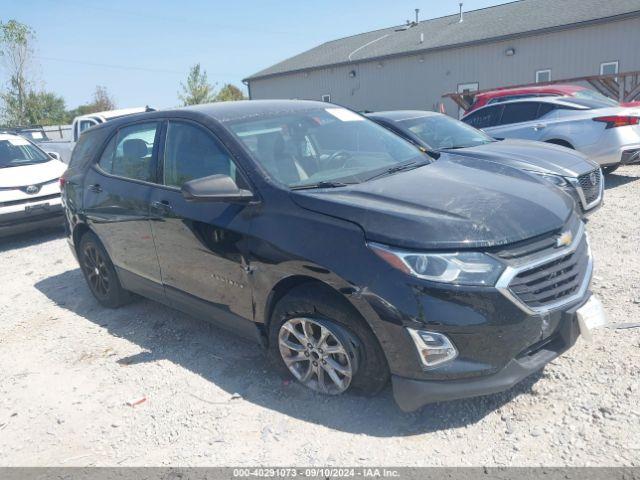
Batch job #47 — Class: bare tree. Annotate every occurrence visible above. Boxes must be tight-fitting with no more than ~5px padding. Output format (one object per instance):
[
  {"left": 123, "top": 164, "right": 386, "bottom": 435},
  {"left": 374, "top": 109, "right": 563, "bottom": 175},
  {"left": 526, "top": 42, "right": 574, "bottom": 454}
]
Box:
[{"left": 92, "top": 85, "right": 116, "bottom": 111}]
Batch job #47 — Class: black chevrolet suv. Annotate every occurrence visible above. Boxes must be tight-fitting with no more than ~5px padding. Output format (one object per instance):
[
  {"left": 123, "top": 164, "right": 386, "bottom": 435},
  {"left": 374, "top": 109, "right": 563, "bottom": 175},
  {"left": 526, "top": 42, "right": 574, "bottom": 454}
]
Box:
[{"left": 61, "top": 100, "right": 597, "bottom": 411}]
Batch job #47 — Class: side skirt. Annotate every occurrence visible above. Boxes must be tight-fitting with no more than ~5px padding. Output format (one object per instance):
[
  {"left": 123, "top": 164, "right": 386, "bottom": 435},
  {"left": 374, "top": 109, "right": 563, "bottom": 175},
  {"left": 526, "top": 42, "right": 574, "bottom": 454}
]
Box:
[{"left": 116, "top": 266, "right": 263, "bottom": 345}]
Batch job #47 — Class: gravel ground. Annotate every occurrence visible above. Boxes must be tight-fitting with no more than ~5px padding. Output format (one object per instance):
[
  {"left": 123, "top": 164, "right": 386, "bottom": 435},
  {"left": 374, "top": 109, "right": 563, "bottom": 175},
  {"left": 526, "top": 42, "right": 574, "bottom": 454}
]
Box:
[{"left": 0, "top": 166, "right": 638, "bottom": 467}]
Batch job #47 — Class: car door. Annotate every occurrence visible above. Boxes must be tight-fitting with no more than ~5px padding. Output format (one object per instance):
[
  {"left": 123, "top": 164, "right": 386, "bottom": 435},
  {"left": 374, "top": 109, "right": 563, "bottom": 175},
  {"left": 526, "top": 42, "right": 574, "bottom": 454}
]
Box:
[
  {"left": 148, "top": 119, "right": 255, "bottom": 332},
  {"left": 82, "top": 121, "right": 164, "bottom": 298},
  {"left": 487, "top": 102, "right": 552, "bottom": 141}
]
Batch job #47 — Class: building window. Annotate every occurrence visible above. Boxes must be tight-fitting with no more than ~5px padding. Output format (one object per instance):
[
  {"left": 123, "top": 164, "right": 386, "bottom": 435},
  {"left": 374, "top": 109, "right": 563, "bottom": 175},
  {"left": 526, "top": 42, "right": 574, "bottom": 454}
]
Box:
[
  {"left": 600, "top": 61, "right": 619, "bottom": 75},
  {"left": 535, "top": 69, "right": 551, "bottom": 83},
  {"left": 321, "top": 94, "right": 331, "bottom": 102}
]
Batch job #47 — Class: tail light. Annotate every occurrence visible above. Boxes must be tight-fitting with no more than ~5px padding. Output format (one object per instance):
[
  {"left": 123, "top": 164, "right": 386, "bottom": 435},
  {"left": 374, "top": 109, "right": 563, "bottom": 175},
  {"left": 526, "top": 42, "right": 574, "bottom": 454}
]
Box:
[
  {"left": 593, "top": 115, "right": 640, "bottom": 129},
  {"left": 59, "top": 177, "right": 66, "bottom": 188}
]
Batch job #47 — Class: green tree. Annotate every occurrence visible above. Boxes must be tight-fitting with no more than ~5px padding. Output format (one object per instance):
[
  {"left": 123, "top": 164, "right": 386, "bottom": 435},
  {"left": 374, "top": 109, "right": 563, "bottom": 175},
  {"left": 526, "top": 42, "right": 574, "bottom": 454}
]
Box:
[
  {"left": 178, "top": 63, "right": 217, "bottom": 105},
  {"left": 24, "top": 91, "right": 67, "bottom": 125},
  {"left": 215, "top": 83, "right": 246, "bottom": 102},
  {"left": 0, "top": 20, "right": 35, "bottom": 125}
]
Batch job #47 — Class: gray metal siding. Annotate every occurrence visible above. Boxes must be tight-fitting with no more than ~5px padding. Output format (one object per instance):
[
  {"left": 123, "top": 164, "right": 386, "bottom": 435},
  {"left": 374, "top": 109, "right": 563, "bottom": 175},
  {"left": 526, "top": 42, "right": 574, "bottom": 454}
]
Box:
[{"left": 248, "top": 17, "right": 640, "bottom": 115}]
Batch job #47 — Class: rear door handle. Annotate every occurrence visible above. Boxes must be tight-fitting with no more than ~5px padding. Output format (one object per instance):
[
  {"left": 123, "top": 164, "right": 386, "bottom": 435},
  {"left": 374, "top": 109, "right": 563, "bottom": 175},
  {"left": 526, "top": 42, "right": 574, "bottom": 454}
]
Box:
[
  {"left": 88, "top": 183, "right": 102, "bottom": 193},
  {"left": 533, "top": 124, "right": 546, "bottom": 131},
  {"left": 151, "top": 200, "right": 172, "bottom": 211}
]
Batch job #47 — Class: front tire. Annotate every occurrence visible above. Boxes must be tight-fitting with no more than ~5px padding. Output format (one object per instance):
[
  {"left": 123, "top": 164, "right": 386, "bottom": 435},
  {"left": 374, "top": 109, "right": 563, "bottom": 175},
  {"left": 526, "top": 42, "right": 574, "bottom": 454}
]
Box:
[
  {"left": 268, "top": 285, "right": 389, "bottom": 395},
  {"left": 78, "top": 232, "right": 132, "bottom": 308}
]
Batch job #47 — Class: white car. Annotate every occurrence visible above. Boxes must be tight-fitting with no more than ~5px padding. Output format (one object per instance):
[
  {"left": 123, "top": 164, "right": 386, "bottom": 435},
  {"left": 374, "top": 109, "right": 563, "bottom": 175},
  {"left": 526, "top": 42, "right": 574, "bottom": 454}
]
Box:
[
  {"left": 0, "top": 133, "right": 66, "bottom": 237},
  {"left": 462, "top": 96, "right": 640, "bottom": 174},
  {"left": 42, "top": 106, "right": 152, "bottom": 163}
]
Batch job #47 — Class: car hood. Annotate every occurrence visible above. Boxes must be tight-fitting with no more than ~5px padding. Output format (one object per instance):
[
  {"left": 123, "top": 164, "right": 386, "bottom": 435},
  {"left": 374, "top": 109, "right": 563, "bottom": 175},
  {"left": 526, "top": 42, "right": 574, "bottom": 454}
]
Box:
[
  {"left": 0, "top": 160, "right": 66, "bottom": 188},
  {"left": 443, "top": 139, "right": 597, "bottom": 177},
  {"left": 291, "top": 156, "right": 574, "bottom": 250}
]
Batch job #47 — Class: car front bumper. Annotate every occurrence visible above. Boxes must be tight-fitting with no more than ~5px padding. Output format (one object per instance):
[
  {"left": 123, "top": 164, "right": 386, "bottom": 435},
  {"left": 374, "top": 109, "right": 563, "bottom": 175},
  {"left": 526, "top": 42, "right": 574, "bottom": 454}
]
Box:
[
  {"left": 391, "top": 307, "right": 581, "bottom": 411},
  {"left": 0, "top": 200, "right": 63, "bottom": 237}
]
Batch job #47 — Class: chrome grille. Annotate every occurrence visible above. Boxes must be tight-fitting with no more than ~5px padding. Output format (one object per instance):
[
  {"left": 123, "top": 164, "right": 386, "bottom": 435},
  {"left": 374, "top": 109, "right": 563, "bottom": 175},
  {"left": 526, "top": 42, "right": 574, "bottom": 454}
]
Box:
[
  {"left": 508, "top": 236, "right": 589, "bottom": 310},
  {"left": 496, "top": 220, "right": 592, "bottom": 313},
  {"left": 577, "top": 169, "right": 602, "bottom": 208}
]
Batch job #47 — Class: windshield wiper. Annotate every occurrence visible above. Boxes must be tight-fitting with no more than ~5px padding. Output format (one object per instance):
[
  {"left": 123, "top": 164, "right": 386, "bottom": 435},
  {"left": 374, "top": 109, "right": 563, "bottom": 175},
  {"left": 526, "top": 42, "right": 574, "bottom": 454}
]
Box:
[
  {"left": 442, "top": 141, "right": 497, "bottom": 150},
  {"left": 365, "top": 160, "right": 428, "bottom": 182},
  {"left": 290, "top": 181, "right": 350, "bottom": 190}
]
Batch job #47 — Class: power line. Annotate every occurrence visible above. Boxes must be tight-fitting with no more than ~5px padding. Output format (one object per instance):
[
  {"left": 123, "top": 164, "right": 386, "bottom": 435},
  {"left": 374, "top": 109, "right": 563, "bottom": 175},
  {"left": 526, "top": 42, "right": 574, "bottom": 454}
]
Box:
[
  {"left": 36, "top": 56, "right": 243, "bottom": 77},
  {"left": 36, "top": 56, "right": 183, "bottom": 74}
]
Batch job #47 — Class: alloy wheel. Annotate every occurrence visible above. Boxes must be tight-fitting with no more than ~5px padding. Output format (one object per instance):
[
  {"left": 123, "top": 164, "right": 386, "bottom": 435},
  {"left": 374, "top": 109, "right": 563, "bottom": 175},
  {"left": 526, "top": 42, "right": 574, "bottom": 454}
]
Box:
[
  {"left": 278, "top": 317, "right": 355, "bottom": 395},
  {"left": 82, "top": 244, "right": 111, "bottom": 299}
]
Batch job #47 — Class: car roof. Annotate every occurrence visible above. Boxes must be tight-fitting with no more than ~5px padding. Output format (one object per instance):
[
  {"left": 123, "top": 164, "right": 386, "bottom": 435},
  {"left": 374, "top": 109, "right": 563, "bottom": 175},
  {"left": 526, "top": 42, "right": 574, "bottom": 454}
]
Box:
[
  {"left": 367, "top": 110, "right": 443, "bottom": 122},
  {"left": 462, "top": 96, "right": 590, "bottom": 118},
  {"left": 0, "top": 133, "right": 26, "bottom": 141},
  {"left": 88, "top": 99, "right": 343, "bottom": 133},
  {"left": 75, "top": 107, "right": 150, "bottom": 121},
  {"left": 475, "top": 84, "right": 585, "bottom": 100}
]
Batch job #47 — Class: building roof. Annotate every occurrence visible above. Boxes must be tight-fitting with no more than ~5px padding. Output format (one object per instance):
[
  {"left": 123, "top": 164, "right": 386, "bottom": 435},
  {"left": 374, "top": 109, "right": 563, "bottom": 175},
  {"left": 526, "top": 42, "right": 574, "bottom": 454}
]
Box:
[{"left": 245, "top": 0, "right": 640, "bottom": 81}]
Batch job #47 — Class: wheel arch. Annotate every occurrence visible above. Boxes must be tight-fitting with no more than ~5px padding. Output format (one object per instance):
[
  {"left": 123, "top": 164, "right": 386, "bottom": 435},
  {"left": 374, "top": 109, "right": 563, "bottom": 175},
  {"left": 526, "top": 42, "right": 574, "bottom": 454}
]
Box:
[
  {"left": 545, "top": 138, "right": 575, "bottom": 149},
  {"left": 72, "top": 222, "right": 93, "bottom": 253},
  {"left": 262, "top": 275, "right": 371, "bottom": 343}
]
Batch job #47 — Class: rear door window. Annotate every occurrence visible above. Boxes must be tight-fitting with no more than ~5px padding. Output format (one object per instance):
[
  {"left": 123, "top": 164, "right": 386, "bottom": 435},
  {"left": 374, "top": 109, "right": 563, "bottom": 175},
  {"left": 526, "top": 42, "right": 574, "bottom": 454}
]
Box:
[
  {"left": 97, "top": 122, "right": 160, "bottom": 183},
  {"left": 499, "top": 102, "right": 541, "bottom": 125}
]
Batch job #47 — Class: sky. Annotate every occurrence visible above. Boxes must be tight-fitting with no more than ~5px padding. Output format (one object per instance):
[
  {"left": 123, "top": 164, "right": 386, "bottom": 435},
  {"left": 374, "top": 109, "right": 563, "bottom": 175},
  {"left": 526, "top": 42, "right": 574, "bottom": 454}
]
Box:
[{"left": 3, "top": 0, "right": 508, "bottom": 110}]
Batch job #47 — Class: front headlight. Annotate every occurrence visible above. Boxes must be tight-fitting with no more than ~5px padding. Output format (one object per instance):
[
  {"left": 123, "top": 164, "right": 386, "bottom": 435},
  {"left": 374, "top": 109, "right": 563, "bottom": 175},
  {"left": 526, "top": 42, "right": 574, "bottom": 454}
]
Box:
[
  {"left": 526, "top": 170, "right": 569, "bottom": 187},
  {"left": 369, "top": 243, "right": 505, "bottom": 286}
]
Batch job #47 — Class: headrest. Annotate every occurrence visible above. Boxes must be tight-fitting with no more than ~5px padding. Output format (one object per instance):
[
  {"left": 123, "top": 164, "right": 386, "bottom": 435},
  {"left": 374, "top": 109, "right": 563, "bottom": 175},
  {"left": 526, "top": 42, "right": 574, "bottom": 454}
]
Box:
[{"left": 123, "top": 139, "right": 148, "bottom": 158}]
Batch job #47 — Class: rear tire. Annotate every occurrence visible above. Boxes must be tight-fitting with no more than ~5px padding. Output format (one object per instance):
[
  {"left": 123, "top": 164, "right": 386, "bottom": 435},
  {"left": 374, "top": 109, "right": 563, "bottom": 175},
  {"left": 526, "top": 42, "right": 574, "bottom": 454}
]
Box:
[
  {"left": 78, "top": 231, "right": 132, "bottom": 308},
  {"left": 602, "top": 165, "right": 620, "bottom": 175},
  {"left": 268, "top": 285, "right": 389, "bottom": 395}
]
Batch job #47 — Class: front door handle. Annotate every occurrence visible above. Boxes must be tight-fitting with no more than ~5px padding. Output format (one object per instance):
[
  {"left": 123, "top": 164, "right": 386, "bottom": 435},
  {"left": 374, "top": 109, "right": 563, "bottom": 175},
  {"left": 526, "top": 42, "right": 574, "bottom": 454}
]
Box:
[
  {"left": 88, "top": 183, "right": 102, "bottom": 193},
  {"left": 151, "top": 200, "right": 172, "bottom": 211},
  {"left": 533, "top": 124, "right": 546, "bottom": 131}
]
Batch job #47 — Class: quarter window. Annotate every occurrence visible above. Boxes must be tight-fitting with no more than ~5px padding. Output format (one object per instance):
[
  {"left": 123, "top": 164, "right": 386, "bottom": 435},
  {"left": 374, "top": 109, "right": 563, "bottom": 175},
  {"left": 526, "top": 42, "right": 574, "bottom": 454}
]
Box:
[
  {"left": 163, "top": 121, "right": 237, "bottom": 188},
  {"left": 79, "top": 119, "right": 97, "bottom": 133},
  {"left": 98, "top": 122, "right": 159, "bottom": 182}
]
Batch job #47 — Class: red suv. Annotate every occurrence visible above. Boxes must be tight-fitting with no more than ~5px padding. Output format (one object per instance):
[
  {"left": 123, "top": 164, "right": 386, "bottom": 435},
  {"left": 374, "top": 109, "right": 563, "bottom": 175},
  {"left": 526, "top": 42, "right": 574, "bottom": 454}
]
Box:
[{"left": 467, "top": 84, "right": 640, "bottom": 113}]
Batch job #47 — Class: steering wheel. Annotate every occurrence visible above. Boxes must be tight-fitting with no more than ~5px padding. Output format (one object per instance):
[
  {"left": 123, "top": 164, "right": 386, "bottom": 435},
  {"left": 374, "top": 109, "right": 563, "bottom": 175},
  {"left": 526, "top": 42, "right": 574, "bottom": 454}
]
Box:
[{"left": 325, "top": 150, "right": 352, "bottom": 169}]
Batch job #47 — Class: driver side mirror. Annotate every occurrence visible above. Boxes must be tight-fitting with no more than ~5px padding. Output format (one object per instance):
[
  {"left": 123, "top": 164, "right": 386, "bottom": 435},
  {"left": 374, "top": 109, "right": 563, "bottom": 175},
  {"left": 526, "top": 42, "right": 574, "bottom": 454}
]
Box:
[
  {"left": 46, "top": 151, "right": 61, "bottom": 161},
  {"left": 181, "top": 174, "right": 254, "bottom": 204}
]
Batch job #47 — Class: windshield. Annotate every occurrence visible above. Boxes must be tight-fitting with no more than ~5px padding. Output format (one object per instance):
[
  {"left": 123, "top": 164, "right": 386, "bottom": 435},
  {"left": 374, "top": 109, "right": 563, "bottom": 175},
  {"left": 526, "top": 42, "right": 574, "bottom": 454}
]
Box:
[
  {"left": 573, "top": 89, "right": 619, "bottom": 107},
  {"left": 0, "top": 137, "right": 50, "bottom": 168},
  {"left": 225, "top": 107, "right": 425, "bottom": 188},
  {"left": 398, "top": 114, "right": 495, "bottom": 150}
]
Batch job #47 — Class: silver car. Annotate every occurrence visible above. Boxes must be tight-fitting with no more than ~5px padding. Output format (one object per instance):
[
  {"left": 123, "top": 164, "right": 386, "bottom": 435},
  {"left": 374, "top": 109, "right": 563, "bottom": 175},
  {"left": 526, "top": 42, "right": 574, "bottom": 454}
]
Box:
[
  {"left": 368, "top": 110, "right": 603, "bottom": 215},
  {"left": 461, "top": 96, "right": 640, "bottom": 174}
]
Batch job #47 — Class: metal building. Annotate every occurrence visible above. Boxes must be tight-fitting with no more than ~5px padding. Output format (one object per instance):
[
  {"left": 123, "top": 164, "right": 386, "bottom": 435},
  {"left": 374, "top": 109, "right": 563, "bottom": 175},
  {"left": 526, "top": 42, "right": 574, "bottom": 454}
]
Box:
[{"left": 244, "top": 0, "right": 640, "bottom": 116}]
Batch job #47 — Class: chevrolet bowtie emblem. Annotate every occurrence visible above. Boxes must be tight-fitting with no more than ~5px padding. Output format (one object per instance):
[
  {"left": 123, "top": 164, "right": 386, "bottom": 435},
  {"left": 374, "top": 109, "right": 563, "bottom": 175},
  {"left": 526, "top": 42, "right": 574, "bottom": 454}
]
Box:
[{"left": 556, "top": 231, "right": 573, "bottom": 248}]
